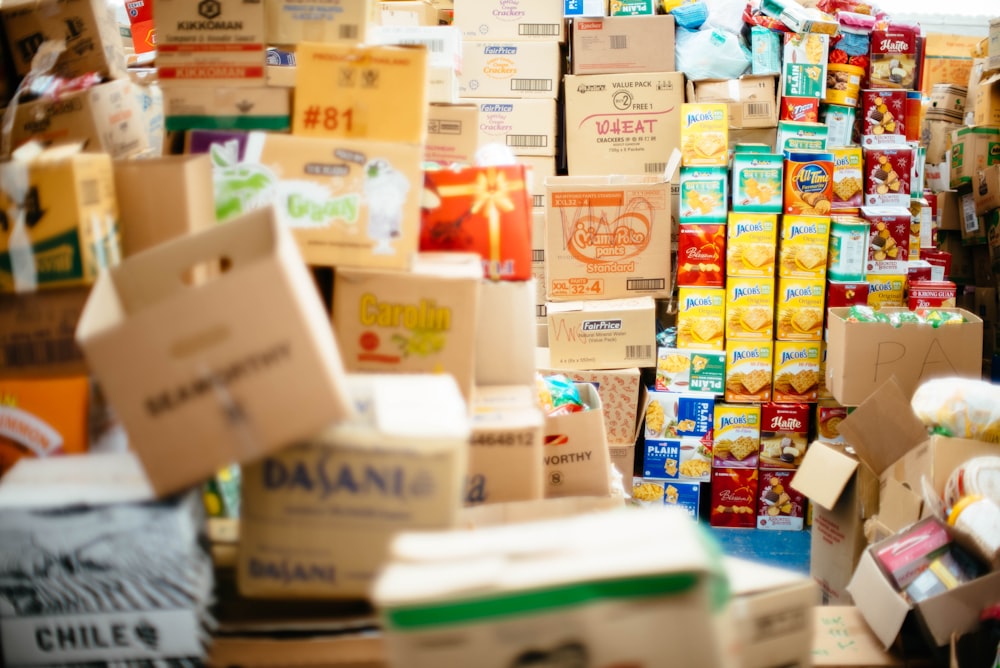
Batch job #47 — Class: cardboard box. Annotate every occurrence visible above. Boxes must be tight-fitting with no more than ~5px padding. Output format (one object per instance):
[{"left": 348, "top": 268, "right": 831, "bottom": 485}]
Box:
[
  {"left": 0, "top": 288, "right": 89, "bottom": 379},
  {"left": 238, "top": 373, "right": 469, "bottom": 599},
  {"left": 563, "top": 72, "right": 684, "bottom": 176},
  {"left": 974, "top": 163, "right": 1000, "bottom": 215},
  {"left": 0, "top": 376, "right": 89, "bottom": 478},
  {"left": 545, "top": 176, "right": 671, "bottom": 300},
  {"left": 459, "top": 41, "right": 561, "bottom": 99},
  {"left": 332, "top": 253, "right": 481, "bottom": 400},
  {"left": 536, "top": 348, "right": 643, "bottom": 445},
  {"left": 75, "top": 206, "right": 355, "bottom": 498},
  {"left": 475, "top": 279, "right": 537, "bottom": 387},
  {"left": 4, "top": 79, "right": 150, "bottom": 159},
  {"left": 113, "top": 154, "right": 215, "bottom": 257},
  {"left": 293, "top": 43, "right": 427, "bottom": 144},
  {"left": 543, "top": 382, "right": 611, "bottom": 497},
  {"left": 425, "top": 103, "right": 480, "bottom": 165},
  {"left": 0, "top": 145, "right": 120, "bottom": 293},
  {"left": 570, "top": 15, "right": 675, "bottom": 75},
  {"left": 824, "top": 307, "right": 983, "bottom": 406},
  {"left": 685, "top": 76, "right": 779, "bottom": 129},
  {"left": 452, "top": 0, "right": 564, "bottom": 41},
  {"left": 811, "top": 606, "right": 905, "bottom": 666},
  {"left": 476, "top": 98, "right": 557, "bottom": 157},
  {"left": 241, "top": 131, "right": 423, "bottom": 270},
  {"left": 163, "top": 86, "right": 291, "bottom": 132},
  {"left": 545, "top": 297, "right": 656, "bottom": 370},
  {"left": 264, "top": 0, "right": 373, "bottom": 45},
  {"left": 380, "top": 0, "right": 438, "bottom": 25},
  {"left": 466, "top": 384, "right": 544, "bottom": 505}
]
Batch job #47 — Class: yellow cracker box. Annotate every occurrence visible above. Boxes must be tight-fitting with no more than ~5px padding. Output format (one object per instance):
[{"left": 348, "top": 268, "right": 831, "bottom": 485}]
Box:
[
  {"left": 865, "top": 274, "right": 906, "bottom": 310},
  {"left": 726, "top": 212, "right": 778, "bottom": 278},
  {"left": 725, "top": 276, "right": 775, "bottom": 341},
  {"left": 772, "top": 340, "right": 822, "bottom": 403},
  {"left": 725, "top": 340, "right": 773, "bottom": 403},
  {"left": 712, "top": 403, "right": 761, "bottom": 469},
  {"left": 778, "top": 215, "right": 830, "bottom": 279},
  {"left": 776, "top": 277, "right": 825, "bottom": 341},
  {"left": 677, "top": 286, "right": 725, "bottom": 350},
  {"left": 681, "top": 103, "right": 728, "bottom": 167}
]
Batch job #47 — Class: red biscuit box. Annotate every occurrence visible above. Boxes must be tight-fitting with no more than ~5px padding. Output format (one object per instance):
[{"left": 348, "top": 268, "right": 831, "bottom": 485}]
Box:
[
  {"left": 861, "top": 89, "right": 907, "bottom": 142},
  {"left": 710, "top": 467, "right": 759, "bottom": 528},
  {"left": 420, "top": 165, "right": 533, "bottom": 281},
  {"left": 863, "top": 145, "right": 912, "bottom": 207},
  {"left": 780, "top": 97, "right": 820, "bottom": 123},
  {"left": 758, "top": 470, "right": 806, "bottom": 531},
  {"left": 862, "top": 206, "right": 910, "bottom": 274},
  {"left": 677, "top": 224, "right": 725, "bottom": 287},
  {"left": 759, "top": 402, "right": 809, "bottom": 469},
  {"left": 907, "top": 280, "right": 957, "bottom": 309},
  {"left": 826, "top": 280, "right": 869, "bottom": 308}
]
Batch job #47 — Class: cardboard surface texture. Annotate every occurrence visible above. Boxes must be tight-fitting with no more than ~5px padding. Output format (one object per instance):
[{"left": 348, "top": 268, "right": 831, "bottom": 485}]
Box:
[{"left": 75, "top": 206, "right": 355, "bottom": 497}]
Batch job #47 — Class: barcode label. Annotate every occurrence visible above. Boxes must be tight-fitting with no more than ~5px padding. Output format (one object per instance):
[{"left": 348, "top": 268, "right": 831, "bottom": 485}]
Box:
[
  {"left": 511, "top": 79, "right": 553, "bottom": 92},
  {"left": 532, "top": 249, "right": 544, "bottom": 263},
  {"left": 625, "top": 345, "right": 652, "bottom": 360},
  {"left": 519, "top": 23, "right": 560, "bottom": 36},
  {"left": 2, "top": 338, "right": 81, "bottom": 368},
  {"left": 745, "top": 102, "right": 772, "bottom": 119},
  {"left": 401, "top": 38, "right": 445, "bottom": 53},
  {"left": 627, "top": 278, "right": 665, "bottom": 291},
  {"left": 610, "top": 35, "right": 627, "bottom": 49},
  {"left": 536, "top": 304, "right": 547, "bottom": 318},
  {"left": 507, "top": 135, "right": 548, "bottom": 148},
  {"left": 79, "top": 179, "right": 99, "bottom": 206},
  {"left": 644, "top": 162, "right": 667, "bottom": 174},
  {"left": 533, "top": 194, "right": 544, "bottom": 208},
  {"left": 339, "top": 24, "right": 359, "bottom": 40}
]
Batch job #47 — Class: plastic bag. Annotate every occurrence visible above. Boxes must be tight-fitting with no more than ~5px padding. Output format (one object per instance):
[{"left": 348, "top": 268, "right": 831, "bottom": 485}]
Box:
[
  {"left": 675, "top": 27, "right": 751, "bottom": 81},
  {"left": 911, "top": 378, "right": 1000, "bottom": 444}
]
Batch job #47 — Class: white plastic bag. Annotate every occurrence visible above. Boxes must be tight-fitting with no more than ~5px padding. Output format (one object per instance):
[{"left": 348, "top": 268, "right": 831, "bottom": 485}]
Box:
[{"left": 675, "top": 28, "right": 751, "bottom": 81}]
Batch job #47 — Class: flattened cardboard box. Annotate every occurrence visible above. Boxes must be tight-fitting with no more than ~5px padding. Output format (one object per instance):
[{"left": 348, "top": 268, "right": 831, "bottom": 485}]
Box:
[
  {"left": 542, "top": 382, "right": 611, "bottom": 498},
  {"left": 75, "top": 206, "right": 355, "bottom": 498},
  {"left": 238, "top": 374, "right": 468, "bottom": 599},
  {"left": 570, "top": 15, "right": 675, "bottom": 75},
  {"left": 546, "top": 297, "right": 656, "bottom": 370},
  {"left": 0, "top": 288, "right": 89, "bottom": 379}
]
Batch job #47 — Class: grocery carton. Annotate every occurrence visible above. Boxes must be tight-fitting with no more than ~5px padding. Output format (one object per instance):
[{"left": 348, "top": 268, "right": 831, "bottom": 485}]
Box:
[
  {"left": 162, "top": 86, "right": 292, "bottom": 133},
  {"left": 425, "top": 103, "right": 480, "bottom": 165},
  {"left": 710, "top": 467, "right": 759, "bottom": 528},
  {"left": 293, "top": 43, "right": 427, "bottom": 144},
  {"left": 420, "top": 165, "right": 532, "bottom": 280},
  {"left": 543, "top": 383, "right": 611, "bottom": 498},
  {"left": 759, "top": 402, "right": 809, "bottom": 469},
  {"left": 475, "top": 280, "right": 537, "bottom": 387},
  {"left": 467, "top": 385, "right": 544, "bottom": 505},
  {"left": 238, "top": 374, "right": 468, "bottom": 599},
  {"left": 779, "top": 215, "right": 830, "bottom": 279},
  {"left": 781, "top": 33, "right": 829, "bottom": 99},
  {"left": 677, "top": 286, "right": 725, "bottom": 350},
  {"left": 477, "top": 98, "right": 558, "bottom": 157},
  {"left": 546, "top": 297, "right": 656, "bottom": 370},
  {"left": 0, "top": 145, "right": 120, "bottom": 293},
  {"left": 731, "top": 152, "right": 783, "bottom": 213},
  {"left": 727, "top": 212, "right": 778, "bottom": 278},
  {"left": 831, "top": 147, "right": 863, "bottom": 211},
  {"left": 76, "top": 206, "right": 355, "bottom": 498},
  {"left": 241, "top": 131, "right": 422, "bottom": 270},
  {"left": 0, "top": 288, "right": 89, "bottom": 379},
  {"left": 863, "top": 145, "right": 913, "bottom": 208},
  {"left": 685, "top": 75, "right": 779, "bottom": 129},
  {"left": 725, "top": 340, "right": 773, "bottom": 403},
  {"left": 262, "top": 0, "right": 373, "bottom": 44},
  {"left": 0, "top": 376, "right": 89, "bottom": 478},
  {"left": 459, "top": 41, "right": 561, "bottom": 100},
  {"left": 712, "top": 403, "right": 760, "bottom": 469},
  {"left": 655, "top": 348, "right": 726, "bottom": 395},
  {"left": 772, "top": 340, "right": 822, "bottom": 403},
  {"left": 563, "top": 72, "right": 684, "bottom": 176},
  {"left": 676, "top": 223, "right": 725, "bottom": 288},
  {"left": 332, "top": 253, "right": 481, "bottom": 400},
  {"left": 725, "top": 277, "right": 775, "bottom": 341},
  {"left": 681, "top": 104, "right": 728, "bottom": 167},
  {"left": 679, "top": 167, "right": 728, "bottom": 223},
  {"left": 569, "top": 15, "right": 676, "bottom": 75},
  {"left": 784, "top": 150, "right": 834, "bottom": 216},
  {"left": 453, "top": 0, "right": 564, "bottom": 41},
  {"left": 545, "top": 176, "right": 671, "bottom": 301},
  {"left": 757, "top": 470, "right": 805, "bottom": 531}
]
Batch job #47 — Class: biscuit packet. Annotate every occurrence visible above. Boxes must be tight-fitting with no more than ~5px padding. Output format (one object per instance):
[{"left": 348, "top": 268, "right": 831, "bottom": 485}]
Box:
[
  {"left": 713, "top": 403, "right": 761, "bottom": 469},
  {"left": 776, "top": 276, "right": 825, "bottom": 340},
  {"left": 680, "top": 104, "right": 728, "bottom": 167},
  {"left": 725, "top": 276, "right": 775, "bottom": 340},
  {"left": 778, "top": 214, "right": 830, "bottom": 279},
  {"left": 772, "top": 340, "right": 822, "bottom": 403},
  {"left": 831, "top": 147, "right": 863, "bottom": 211},
  {"left": 725, "top": 339, "right": 773, "bottom": 403},
  {"left": 727, "top": 212, "right": 777, "bottom": 277},
  {"left": 677, "top": 286, "right": 726, "bottom": 350}
]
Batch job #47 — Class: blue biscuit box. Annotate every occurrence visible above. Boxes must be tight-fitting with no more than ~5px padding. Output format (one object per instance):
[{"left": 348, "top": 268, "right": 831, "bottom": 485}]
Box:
[{"left": 642, "top": 439, "right": 681, "bottom": 479}]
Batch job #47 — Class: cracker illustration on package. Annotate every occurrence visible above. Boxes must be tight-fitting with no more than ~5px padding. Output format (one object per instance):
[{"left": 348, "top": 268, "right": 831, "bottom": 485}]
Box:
[
  {"left": 727, "top": 212, "right": 777, "bottom": 277},
  {"left": 680, "top": 104, "right": 728, "bottom": 167}
]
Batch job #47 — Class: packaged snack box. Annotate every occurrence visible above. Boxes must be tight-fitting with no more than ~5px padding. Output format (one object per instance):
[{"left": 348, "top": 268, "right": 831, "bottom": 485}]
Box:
[
  {"left": 775, "top": 277, "right": 825, "bottom": 341},
  {"left": 759, "top": 402, "right": 809, "bottom": 469},
  {"left": 725, "top": 340, "right": 773, "bottom": 403},
  {"left": 712, "top": 403, "right": 760, "bottom": 469},
  {"left": 827, "top": 215, "right": 869, "bottom": 282},
  {"left": 655, "top": 348, "right": 726, "bottom": 395},
  {"left": 862, "top": 206, "right": 911, "bottom": 274},
  {"left": 731, "top": 152, "right": 783, "bottom": 213},
  {"left": 677, "top": 286, "right": 726, "bottom": 350},
  {"left": 727, "top": 212, "right": 778, "bottom": 278},
  {"left": 710, "top": 467, "right": 759, "bottom": 528},
  {"left": 757, "top": 470, "right": 805, "bottom": 531},
  {"left": 779, "top": 215, "right": 830, "bottom": 279},
  {"left": 865, "top": 274, "right": 906, "bottom": 309},
  {"left": 725, "top": 276, "right": 775, "bottom": 341},
  {"left": 831, "top": 147, "right": 863, "bottom": 211},
  {"left": 784, "top": 150, "right": 834, "bottom": 216},
  {"left": 863, "top": 145, "right": 913, "bottom": 208},
  {"left": 680, "top": 103, "right": 728, "bottom": 167},
  {"left": 861, "top": 89, "right": 907, "bottom": 141},
  {"left": 679, "top": 167, "right": 728, "bottom": 222},
  {"left": 677, "top": 224, "right": 725, "bottom": 287},
  {"left": 772, "top": 340, "right": 822, "bottom": 403}
]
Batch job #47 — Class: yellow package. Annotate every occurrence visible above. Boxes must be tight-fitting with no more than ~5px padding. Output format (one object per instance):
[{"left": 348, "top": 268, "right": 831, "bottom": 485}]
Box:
[
  {"left": 681, "top": 103, "right": 728, "bottom": 167},
  {"left": 725, "top": 276, "right": 775, "bottom": 341},
  {"left": 866, "top": 274, "right": 906, "bottom": 309},
  {"left": 779, "top": 215, "right": 830, "bottom": 279},
  {"left": 677, "top": 286, "right": 726, "bottom": 350},
  {"left": 725, "top": 340, "right": 773, "bottom": 403},
  {"left": 772, "top": 340, "right": 822, "bottom": 403},
  {"left": 727, "top": 212, "right": 778, "bottom": 278},
  {"left": 776, "top": 276, "right": 825, "bottom": 341}
]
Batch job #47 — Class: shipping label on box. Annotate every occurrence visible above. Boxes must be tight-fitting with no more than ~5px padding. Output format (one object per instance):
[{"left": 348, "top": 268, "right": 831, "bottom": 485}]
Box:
[
  {"left": 679, "top": 167, "right": 728, "bottom": 223},
  {"left": 543, "top": 383, "right": 610, "bottom": 498},
  {"left": 241, "top": 131, "right": 422, "bottom": 269},
  {"left": 453, "top": 0, "right": 564, "bottom": 41},
  {"left": 425, "top": 104, "right": 480, "bottom": 165},
  {"left": 570, "top": 15, "right": 676, "bottom": 75},
  {"left": 477, "top": 98, "right": 557, "bottom": 157},
  {"left": 710, "top": 467, "right": 759, "bottom": 528},
  {"left": 772, "top": 340, "right": 822, "bottom": 403},
  {"left": 727, "top": 212, "right": 778, "bottom": 278},
  {"left": 732, "top": 153, "right": 783, "bottom": 213},
  {"left": 725, "top": 340, "right": 773, "bottom": 403},
  {"left": 782, "top": 33, "right": 829, "bottom": 99},
  {"left": 655, "top": 348, "right": 725, "bottom": 395},
  {"left": 725, "top": 276, "right": 775, "bottom": 341},
  {"left": 0, "top": 376, "right": 89, "bottom": 477},
  {"left": 677, "top": 286, "right": 725, "bottom": 350},
  {"left": 757, "top": 470, "right": 805, "bottom": 531},
  {"left": 713, "top": 403, "right": 760, "bottom": 469},
  {"left": 545, "top": 177, "right": 671, "bottom": 300},
  {"left": 779, "top": 215, "right": 830, "bottom": 279},
  {"left": 546, "top": 297, "right": 656, "bottom": 370},
  {"left": 677, "top": 223, "right": 725, "bottom": 287},
  {"left": 563, "top": 72, "right": 684, "bottom": 176},
  {"left": 459, "top": 41, "right": 560, "bottom": 99},
  {"left": 760, "top": 402, "right": 809, "bottom": 468},
  {"left": 775, "top": 276, "right": 824, "bottom": 341},
  {"left": 263, "top": 0, "right": 372, "bottom": 45}
]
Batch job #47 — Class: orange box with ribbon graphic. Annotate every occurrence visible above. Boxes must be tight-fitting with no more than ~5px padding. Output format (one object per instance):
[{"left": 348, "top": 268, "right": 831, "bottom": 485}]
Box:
[{"left": 420, "top": 165, "right": 533, "bottom": 281}]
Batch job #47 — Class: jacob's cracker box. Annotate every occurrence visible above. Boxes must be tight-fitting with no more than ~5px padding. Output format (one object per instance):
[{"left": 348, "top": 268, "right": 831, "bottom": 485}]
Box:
[
  {"left": 712, "top": 403, "right": 760, "bottom": 469},
  {"left": 681, "top": 104, "right": 728, "bottom": 167},
  {"left": 725, "top": 277, "right": 775, "bottom": 341},
  {"left": 731, "top": 152, "right": 783, "bottom": 213},
  {"left": 772, "top": 340, "right": 822, "bottom": 403},
  {"left": 677, "top": 286, "right": 725, "bottom": 350},
  {"left": 778, "top": 215, "right": 830, "bottom": 279},
  {"left": 776, "top": 277, "right": 825, "bottom": 341},
  {"left": 679, "top": 167, "right": 727, "bottom": 222},
  {"left": 727, "top": 212, "right": 777, "bottom": 278},
  {"left": 725, "top": 340, "right": 773, "bottom": 403}
]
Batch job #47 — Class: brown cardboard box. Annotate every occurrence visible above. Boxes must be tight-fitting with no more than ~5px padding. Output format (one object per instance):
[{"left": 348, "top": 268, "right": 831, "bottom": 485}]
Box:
[
  {"left": 75, "top": 206, "right": 355, "bottom": 498},
  {"left": 973, "top": 163, "right": 1000, "bottom": 215},
  {"left": 569, "top": 15, "right": 675, "bottom": 75},
  {"left": 475, "top": 279, "right": 537, "bottom": 387},
  {"left": 563, "top": 72, "right": 684, "bottom": 176},
  {"left": 332, "top": 253, "right": 481, "bottom": 401},
  {"left": 466, "top": 384, "right": 544, "bottom": 505},
  {"left": 546, "top": 297, "right": 656, "bottom": 370},
  {"left": 238, "top": 373, "right": 469, "bottom": 599},
  {"left": 425, "top": 103, "right": 480, "bottom": 165},
  {"left": 685, "top": 76, "right": 779, "bottom": 129},
  {"left": 113, "top": 154, "right": 215, "bottom": 257},
  {"left": 824, "top": 307, "right": 983, "bottom": 406},
  {"left": 0, "top": 288, "right": 89, "bottom": 379},
  {"left": 812, "top": 606, "right": 904, "bottom": 666},
  {"left": 459, "top": 41, "right": 561, "bottom": 100},
  {"left": 543, "top": 382, "right": 611, "bottom": 498}
]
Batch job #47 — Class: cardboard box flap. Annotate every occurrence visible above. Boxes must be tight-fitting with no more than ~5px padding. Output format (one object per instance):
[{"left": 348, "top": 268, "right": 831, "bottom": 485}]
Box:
[
  {"left": 846, "top": 550, "right": 912, "bottom": 649},
  {"left": 789, "top": 441, "right": 859, "bottom": 511},
  {"left": 836, "top": 378, "right": 929, "bottom": 476}
]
